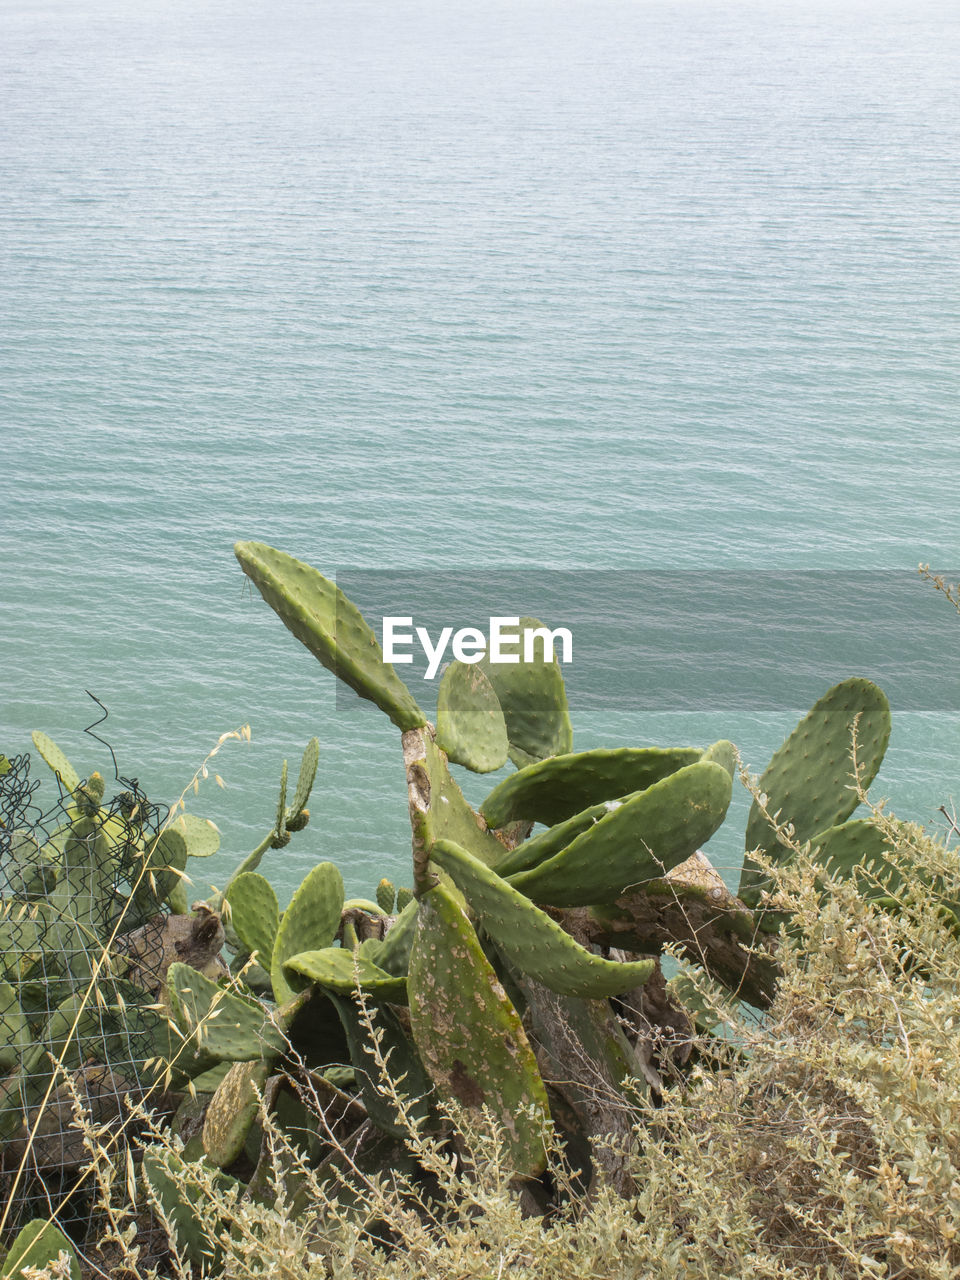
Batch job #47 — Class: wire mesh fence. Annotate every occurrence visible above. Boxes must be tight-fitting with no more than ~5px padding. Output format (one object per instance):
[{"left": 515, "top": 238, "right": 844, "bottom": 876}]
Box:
[{"left": 0, "top": 748, "right": 179, "bottom": 1254}]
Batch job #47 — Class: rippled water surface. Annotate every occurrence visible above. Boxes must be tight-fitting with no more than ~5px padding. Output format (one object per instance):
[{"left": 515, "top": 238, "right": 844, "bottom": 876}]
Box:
[{"left": 2, "top": 0, "right": 959, "bottom": 899}]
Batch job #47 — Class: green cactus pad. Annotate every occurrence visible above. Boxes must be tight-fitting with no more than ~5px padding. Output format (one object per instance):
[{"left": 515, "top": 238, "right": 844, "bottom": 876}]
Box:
[
  {"left": 342, "top": 897, "right": 385, "bottom": 915},
  {"left": 407, "top": 884, "right": 550, "bottom": 1177},
  {"left": 1, "top": 1219, "right": 81, "bottom": 1280},
  {"left": 376, "top": 878, "right": 396, "bottom": 913},
  {"left": 430, "top": 840, "right": 655, "bottom": 998},
  {"left": 481, "top": 746, "right": 703, "bottom": 830},
  {"left": 170, "top": 813, "right": 221, "bottom": 858},
  {"left": 507, "top": 760, "right": 733, "bottom": 907},
  {"left": 30, "top": 731, "right": 81, "bottom": 795},
  {"left": 142, "top": 1147, "right": 238, "bottom": 1269},
  {"left": 477, "top": 616, "right": 573, "bottom": 766},
  {"left": 329, "top": 993, "right": 431, "bottom": 1138},
  {"left": 283, "top": 947, "right": 408, "bottom": 1004},
  {"left": 702, "top": 739, "right": 738, "bottom": 780},
  {"left": 202, "top": 1059, "right": 272, "bottom": 1168},
  {"left": 808, "top": 819, "right": 902, "bottom": 897},
  {"left": 234, "top": 541, "right": 427, "bottom": 731},
  {"left": 288, "top": 737, "right": 319, "bottom": 821},
  {"left": 435, "top": 661, "right": 509, "bottom": 774},
  {"left": 371, "top": 897, "right": 418, "bottom": 976},
  {"left": 132, "top": 826, "right": 189, "bottom": 915},
  {"left": 493, "top": 798, "right": 624, "bottom": 879},
  {"left": 226, "top": 872, "right": 280, "bottom": 970},
  {"left": 0, "top": 982, "right": 32, "bottom": 1073},
  {"left": 52, "top": 820, "right": 120, "bottom": 955},
  {"left": 740, "top": 678, "right": 891, "bottom": 903},
  {"left": 270, "top": 861, "right": 344, "bottom": 1005},
  {"left": 167, "top": 963, "right": 285, "bottom": 1062}
]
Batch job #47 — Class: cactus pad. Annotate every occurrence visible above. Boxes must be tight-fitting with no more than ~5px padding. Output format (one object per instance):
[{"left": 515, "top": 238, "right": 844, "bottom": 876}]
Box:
[
  {"left": 1, "top": 1219, "right": 80, "bottom": 1280},
  {"left": 435, "top": 661, "right": 509, "bottom": 773},
  {"left": 270, "top": 861, "right": 344, "bottom": 1005},
  {"left": 506, "top": 760, "right": 733, "bottom": 907},
  {"left": 404, "top": 727, "right": 508, "bottom": 892},
  {"left": 481, "top": 746, "right": 703, "bottom": 830},
  {"left": 234, "top": 541, "right": 427, "bottom": 731},
  {"left": 283, "top": 947, "right": 408, "bottom": 1003},
  {"left": 288, "top": 737, "right": 319, "bottom": 822},
  {"left": 808, "top": 819, "right": 901, "bottom": 898},
  {"left": 478, "top": 616, "right": 573, "bottom": 766},
  {"left": 702, "top": 739, "right": 738, "bottom": 780},
  {"left": 167, "top": 963, "right": 285, "bottom": 1062},
  {"left": 740, "top": 678, "right": 891, "bottom": 903},
  {"left": 430, "top": 839, "right": 655, "bottom": 997},
  {"left": 202, "top": 1059, "right": 271, "bottom": 1168},
  {"left": 30, "top": 731, "right": 80, "bottom": 795},
  {"left": 408, "top": 884, "right": 550, "bottom": 1177},
  {"left": 226, "top": 872, "right": 280, "bottom": 970},
  {"left": 170, "top": 813, "right": 221, "bottom": 858}
]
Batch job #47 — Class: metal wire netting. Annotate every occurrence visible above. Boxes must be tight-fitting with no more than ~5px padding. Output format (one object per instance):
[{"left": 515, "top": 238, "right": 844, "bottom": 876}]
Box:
[{"left": 0, "top": 748, "right": 179, "bottom": 1248}]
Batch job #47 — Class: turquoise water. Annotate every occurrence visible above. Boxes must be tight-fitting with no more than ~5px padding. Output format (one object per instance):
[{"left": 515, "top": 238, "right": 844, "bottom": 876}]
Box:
[{"left": 2, "top": 0, "right": 959, "bottom": 901}]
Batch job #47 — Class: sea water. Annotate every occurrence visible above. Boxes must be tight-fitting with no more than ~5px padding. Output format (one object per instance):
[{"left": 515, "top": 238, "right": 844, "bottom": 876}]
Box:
[{"left": 1, "top": 0, "right": 959, "bottom": 901}]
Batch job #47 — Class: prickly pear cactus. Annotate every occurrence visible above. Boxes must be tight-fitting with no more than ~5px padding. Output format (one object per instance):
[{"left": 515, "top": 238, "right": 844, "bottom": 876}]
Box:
[
  {"left": 403, "top": 725, "right": 507, "bottom": 894},
  {"left": 226, "top": 872, "right": 280, "bottom": 971},
  {"left": 429, "top": 839, "right": 655, "bottom": 998},
  {"left": 0, "top": 1218, "right": 81, "bottom": 1280},
  {"left": 270, "top": 861, "right": 344, "bottom": 1005}
]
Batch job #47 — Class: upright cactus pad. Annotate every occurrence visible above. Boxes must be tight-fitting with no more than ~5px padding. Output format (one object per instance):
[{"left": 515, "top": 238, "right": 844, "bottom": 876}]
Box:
[
  {"left": 430, "top": 840, "right": 655, "bottom": 998},
  {"left": 270, "top": 861, "right": 344, "bottom": 1005},
  {"left": 408, "top": 884, "right": 550, "bottom": 1177},
  {"left": 287, "top": 737, "right": 319, "bottom": 825},
  {"left": 702, "top": 739, "right": 738, "bottom": 780},
  {"left": 478, "top": 616, "right": 573, "bottom": 766},
  {"left": 506, "top": 760, "right": 733, "bottom": 907},
  {"left": 740, "top": 678, "right": 891, "bottom": 903},
  {"left": 481, "top": 746, "right": 703, "bottom": 829},
  {"left": 202, "top": 1059, "right": 272, "bottom": 1168},
  {"left": 371, "top": 897, "right": 419, "bottom": 976},
  {"left": 234, "top": 541, "right": 427, "bottom": 731},
  {"left": 376, "top": 878, "right": 397, "bottom": 913},
  {"left": 435, "top": 661, "right": 509, "bottom": 774},
  {"left": 226, "top": 872, "right": 280, "bottom": 970},
  {"left": 30, "top": 731, "right": 81, "bottom": 795}
]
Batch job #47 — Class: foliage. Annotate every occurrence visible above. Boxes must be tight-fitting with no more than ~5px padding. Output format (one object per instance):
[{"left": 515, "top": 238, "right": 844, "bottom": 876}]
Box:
[
  {"left": 142, "top": 540, "right": 915, "bottom": 1236},
  {"left": 131, "top": 801, "right": 960, "bottom": 1279},
  {"left": 4, "top": 551, "right": 958, "bottom": 1278}
]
